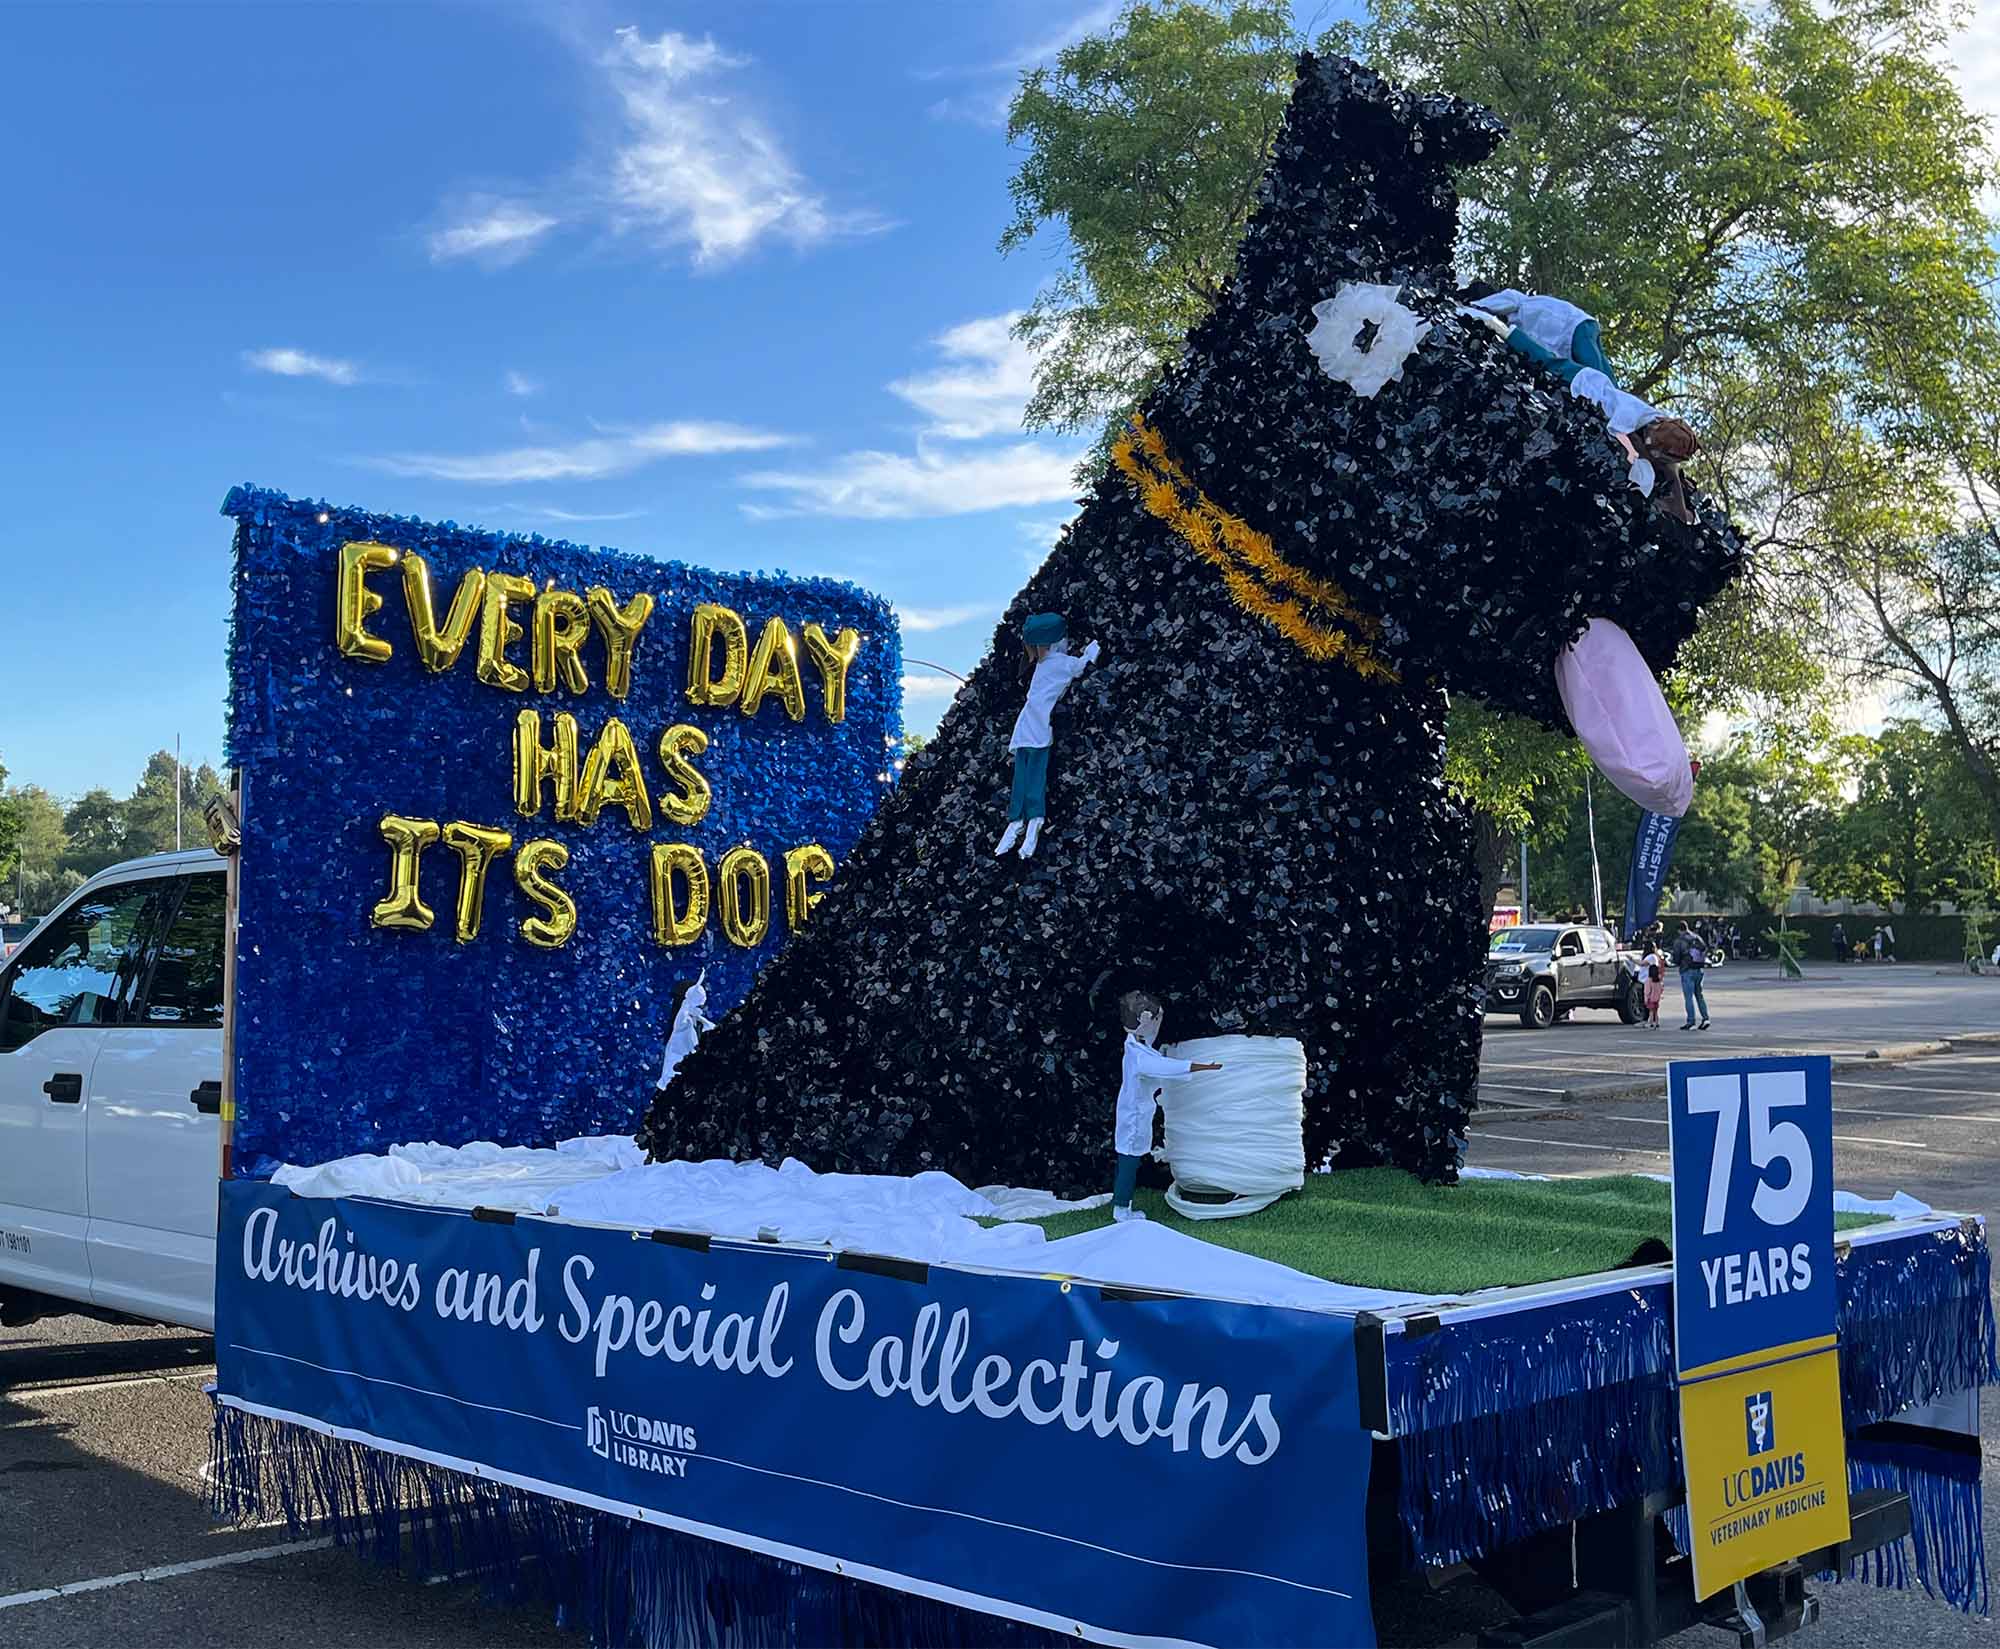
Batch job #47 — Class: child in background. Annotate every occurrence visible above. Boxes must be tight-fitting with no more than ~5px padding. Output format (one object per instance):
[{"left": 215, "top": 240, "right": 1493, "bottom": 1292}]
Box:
[
  {"left": 1110, "top": 990, "right": 1221, "bottom": 1223},
  {"left": 1642, "top": 944, "right": 1666, "bottom": 1028}
]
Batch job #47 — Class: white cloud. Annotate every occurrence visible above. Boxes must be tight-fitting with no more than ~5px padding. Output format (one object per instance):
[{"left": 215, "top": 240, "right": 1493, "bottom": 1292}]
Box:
[
  {"left": 897, "top": 603, "right": 993, "bottom": 633},
  {"left": 424, "top": 28, "right": 878, "bottom": 275},
  {"left": 1950, "top": 0, "right": 2000, "bottom": 146},
  {"left": 741, "top": 440, "right": 1079, "bottom": 520},
  {"left": 504, "top": 370, "right": 540, "bottom": 398},
  {"left": 889, "top": 313, "right": 1035, "bottom": 439},
  {"left": 372, "top": 420, "right": 795, "bottom": 484},
  {"left": 428, "top": 200, "right": 560, "bottom": 264},
  {"left": 243, "top": 347, "right": 359, "bottom": 386},
  {"left": 602, "top": 26, "right": 884, "bottom": 267},
  {"left": 900, "top": 674, "right": 965, "bottom": 700},
  {"left": 922, "top": 3, "right": 1120, "bottom": 126}
]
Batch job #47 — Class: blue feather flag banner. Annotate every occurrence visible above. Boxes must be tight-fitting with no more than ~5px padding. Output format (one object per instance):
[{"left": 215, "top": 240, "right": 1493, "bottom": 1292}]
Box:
[
  {"left": 1622, "top": 808, "right": 1681, "bottom": 939},
  {"left": 220, "top": 487, "right": 902, "bottom": 1175}
]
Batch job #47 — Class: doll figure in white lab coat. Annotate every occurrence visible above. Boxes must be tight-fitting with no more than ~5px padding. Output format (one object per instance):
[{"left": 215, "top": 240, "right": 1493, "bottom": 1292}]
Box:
[
  {"left": 995, "top": 612, "right": 1101, "bottom": 861},
  {"left": 654, "top": 969, "right": 716, "bottom": 1098},
  {"left": 1110, "top": 990, "right": 1221, "bottom": 1222}
]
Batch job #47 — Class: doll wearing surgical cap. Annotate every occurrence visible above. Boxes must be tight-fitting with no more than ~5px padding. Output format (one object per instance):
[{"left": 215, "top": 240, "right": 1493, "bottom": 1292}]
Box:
[{"left": 994, "top": 612, "right": 1100, "bottom": 860}]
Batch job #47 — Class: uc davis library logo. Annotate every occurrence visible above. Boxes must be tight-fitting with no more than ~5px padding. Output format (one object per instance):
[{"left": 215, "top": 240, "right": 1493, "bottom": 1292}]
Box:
[
  {"left": 586, "top": 1405, "right": 697, "bottom": 1479},
  {"left": 1744, "top": 1390, "right": 1774, "bottom": 1456}
]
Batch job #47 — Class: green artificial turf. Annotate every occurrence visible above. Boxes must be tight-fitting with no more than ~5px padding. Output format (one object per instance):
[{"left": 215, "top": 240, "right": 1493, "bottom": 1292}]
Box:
[{"left": 1009, "top": 1169, "right": 1884, "bottom": 1296}]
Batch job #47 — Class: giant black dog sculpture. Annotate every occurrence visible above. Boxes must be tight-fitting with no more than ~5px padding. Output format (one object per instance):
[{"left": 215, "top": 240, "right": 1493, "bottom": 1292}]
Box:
[{"left": 641, "top": 56, "right": 1744, "bottom": 1196}]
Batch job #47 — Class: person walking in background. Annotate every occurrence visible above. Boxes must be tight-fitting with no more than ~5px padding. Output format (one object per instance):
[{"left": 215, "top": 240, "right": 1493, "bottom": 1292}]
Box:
[
  {"left": 1831, "top": 919, "right": 1847, "bottom": 963},
  {"left": 1642, "top": 940, "right": 1667, "bottom": 1028},
  {"left": 1872, "top": 926, "right": 1885, "bottom": 961},
  {"left": 1673, "top": 921, "right": 1711, "bottom": 1030}
]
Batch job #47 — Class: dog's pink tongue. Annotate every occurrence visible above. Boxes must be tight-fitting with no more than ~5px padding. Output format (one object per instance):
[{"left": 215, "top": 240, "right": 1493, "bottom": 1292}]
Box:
[{"left": 1554, "top": 619, "right": 1693, "bottom": 817}]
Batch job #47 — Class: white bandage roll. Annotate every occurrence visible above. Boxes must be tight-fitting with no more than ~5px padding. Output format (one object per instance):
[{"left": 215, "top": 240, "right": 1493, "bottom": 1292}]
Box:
[{"left": 1158, "top": 1034, "right": 1307, "bottom": 1220}]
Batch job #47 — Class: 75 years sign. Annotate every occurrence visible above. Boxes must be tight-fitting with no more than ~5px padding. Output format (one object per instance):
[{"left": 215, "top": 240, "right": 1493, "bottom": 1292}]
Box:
[{"left": 1669, "top": 1056, "right": 1850, "bottom": 1599}]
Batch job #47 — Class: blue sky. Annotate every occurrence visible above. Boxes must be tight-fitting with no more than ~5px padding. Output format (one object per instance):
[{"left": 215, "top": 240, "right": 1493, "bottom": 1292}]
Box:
[
  {"left": 3, "top": 1, "right": 1994, "bottom": 801},
  {"left": 0, "top": 0, "right": 1145, "bottom": 799}
]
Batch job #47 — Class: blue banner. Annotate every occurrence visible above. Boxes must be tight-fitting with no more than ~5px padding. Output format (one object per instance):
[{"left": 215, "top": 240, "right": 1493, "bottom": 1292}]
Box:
[
  {"left": 1668, "top": 1056, "right": 1837, "bottom": 1372},
  {"left": 1623, "top": 809, "right": 1682, "bottom": 939},
  {"left": 214, "top": 1181, "right": 1374, "bottom": 1648}
]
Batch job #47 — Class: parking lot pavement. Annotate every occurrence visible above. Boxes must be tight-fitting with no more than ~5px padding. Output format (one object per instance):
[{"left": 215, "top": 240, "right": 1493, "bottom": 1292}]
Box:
[
  {"left": 1477, "top": 963, "right": 2000, "bottom": 1109},
  {"left": 0, "top": 1314, "right": 574, "bottom": 1648}
]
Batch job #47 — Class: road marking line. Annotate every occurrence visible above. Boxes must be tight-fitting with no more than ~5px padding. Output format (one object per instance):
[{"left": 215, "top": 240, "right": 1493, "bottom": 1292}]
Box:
[
  {"left": 1835, "top": 1105, "right": 2000, "bottom": 1125},
  {"left": 1477, "top": 1083, "right": 1570, "bottom": 1095},
  {"left": 1473, "top": 1131, "right": 1668, "bottom": 1157},
  {"left": 1601, "top": 1114, "right": 1928, "bottom": 1150},
  {"left": 0, "top": 1537, "right": 335, "bottom": 1611},
  {"left": 8, "top": 1370, "right": 213, "bottom": 1396},
  {"left": 1835, "top": 1080, "right": 2000, "bottom": 1096}
]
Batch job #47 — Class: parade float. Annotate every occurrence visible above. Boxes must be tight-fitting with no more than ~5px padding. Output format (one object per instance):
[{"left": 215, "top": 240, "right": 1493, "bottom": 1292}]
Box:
[{"left": 208, "top": 53, "right": 1991, "bottom": 1649}]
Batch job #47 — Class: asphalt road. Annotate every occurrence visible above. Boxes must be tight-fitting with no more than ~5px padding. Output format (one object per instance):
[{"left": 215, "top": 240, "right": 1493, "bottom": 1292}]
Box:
[{"left": 0, "top": 962, "right": 1991, "bottom": 1648}]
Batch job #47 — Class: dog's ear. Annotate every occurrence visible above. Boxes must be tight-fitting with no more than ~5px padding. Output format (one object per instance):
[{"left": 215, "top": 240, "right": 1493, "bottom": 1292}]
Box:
[{"left": 1231, "top": 55, "right": 1506, "bottom": 317}]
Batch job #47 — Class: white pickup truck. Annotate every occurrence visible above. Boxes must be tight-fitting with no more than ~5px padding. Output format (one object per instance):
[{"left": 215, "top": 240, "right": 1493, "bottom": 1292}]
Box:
[{"left": 0, "top": 848, "right": 224, "bottom": 1332}]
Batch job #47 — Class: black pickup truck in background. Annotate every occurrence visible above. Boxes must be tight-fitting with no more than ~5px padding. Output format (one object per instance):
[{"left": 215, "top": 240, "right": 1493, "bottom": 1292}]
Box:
[{"left": 1484, "top": 923, "right": 1644, "bottom": 1028}]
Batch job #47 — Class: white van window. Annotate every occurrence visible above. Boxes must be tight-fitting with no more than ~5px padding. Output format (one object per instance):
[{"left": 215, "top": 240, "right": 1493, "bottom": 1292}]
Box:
[
  {"left": 1, "top": 883, "right": 160, "bottom": 1051},
  {"left": 142, "top": 874, "right": 226, "bottom": 1027}
]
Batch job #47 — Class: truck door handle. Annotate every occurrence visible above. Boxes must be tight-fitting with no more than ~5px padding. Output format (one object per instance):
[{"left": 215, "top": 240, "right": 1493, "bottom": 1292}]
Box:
[
  {"left": 190, "top": 1081, "right": 223, "bottom": 1115},
  {"left": 42, "top": 1073, "right": 82, "bottom": 1104}
]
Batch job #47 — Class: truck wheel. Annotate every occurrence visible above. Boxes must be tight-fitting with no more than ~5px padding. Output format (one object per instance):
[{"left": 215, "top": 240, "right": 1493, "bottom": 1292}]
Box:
[
  {"left": 1617, "top": 977, "right": 1644, "bottom": 1024},
  {"left": 1520, "top": 982, "right": 1557, "bottom": 1029}
]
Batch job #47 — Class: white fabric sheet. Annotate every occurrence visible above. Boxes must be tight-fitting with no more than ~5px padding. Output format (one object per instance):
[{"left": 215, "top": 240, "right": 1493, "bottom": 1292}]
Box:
[{"left": 1161, "top": 1035, "right": 1306, "bottom": 1219}]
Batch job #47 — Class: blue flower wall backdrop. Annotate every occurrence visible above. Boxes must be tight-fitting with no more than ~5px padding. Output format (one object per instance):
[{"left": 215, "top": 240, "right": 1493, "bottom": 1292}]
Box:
[{"left": 224, "top": 487, "right": 902, "bottom": 1175}]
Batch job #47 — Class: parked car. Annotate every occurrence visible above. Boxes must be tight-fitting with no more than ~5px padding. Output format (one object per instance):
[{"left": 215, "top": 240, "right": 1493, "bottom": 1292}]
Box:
[
  {"left": 0, "top": 921, "right": 33, "bottom": 960},
  {"left": 0, "top": 848, "right": 224, "bottom": 1332},
  {"left": 1484, "top": 922, "right": 1643, "bottom": 1029}
]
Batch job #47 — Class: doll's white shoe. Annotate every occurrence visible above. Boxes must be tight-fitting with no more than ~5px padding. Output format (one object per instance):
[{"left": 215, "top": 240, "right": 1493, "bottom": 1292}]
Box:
[
  {"left": 1112, "top": 1206, "right": 1147, "bottom": 1223},
  {"left": 994, "top": 822, "right": 1022, "bottom": 856},
  {"left": 1019, "top": 818, "right": 1043, "bottom": 858}
]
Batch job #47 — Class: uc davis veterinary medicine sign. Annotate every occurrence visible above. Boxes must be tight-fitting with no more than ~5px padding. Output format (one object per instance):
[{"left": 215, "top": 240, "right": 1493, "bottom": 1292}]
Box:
[
  {"left": 214, "top": 1180, "right": 1376, "bottom": 1649},
  {"left": 1669, "top": 1056, "right": 1849, "bottom": 1598},
  {"left": 222, "top": 488, "right": 901, "bottom": 1174}
]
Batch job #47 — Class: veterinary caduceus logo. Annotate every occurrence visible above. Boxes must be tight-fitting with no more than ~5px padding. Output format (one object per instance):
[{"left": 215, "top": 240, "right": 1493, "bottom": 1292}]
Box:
[{"left": 1744, "top": 1391, "right": 1774, "bottom": 1457}]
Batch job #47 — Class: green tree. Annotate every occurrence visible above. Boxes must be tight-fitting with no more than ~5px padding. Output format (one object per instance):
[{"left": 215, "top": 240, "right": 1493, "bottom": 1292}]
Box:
[
  {"left": 1814, "top": 722, "right": 1993, "bottom": 912},
  {"left": 1002, "top": 2, "right": 1338, "bottom": 464},
  {"left": 62, "top": 787, "right": 130, "bottom": 879},
  {"left": 123, "top": 750, "right": 224, "bottom": 858},
  {"left": 7, "top": 786, "right": 80, "bottom": 917},
  {"left": 0, "top": 754, "right": 17, "bottom": 896}
]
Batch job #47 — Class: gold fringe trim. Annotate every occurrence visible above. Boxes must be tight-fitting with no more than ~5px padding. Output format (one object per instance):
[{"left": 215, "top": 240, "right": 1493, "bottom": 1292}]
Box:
[{"left": 1112, "top": 416, "right": 1398, "bottom": 683}]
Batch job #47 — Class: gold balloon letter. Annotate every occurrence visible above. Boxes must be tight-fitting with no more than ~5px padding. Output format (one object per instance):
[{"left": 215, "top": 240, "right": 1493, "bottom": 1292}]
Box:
[
  {"left": 533, "top": 588, "right": 592, "bottom": 695},
  {"left": 337, "top": 541, "right": 400, "bottom": 664},
  {"left": 441, "top": 821, "right": 512, "bottom": 943},
  {"left": 477, "top": 571, "right": 536, "bottom": 693},
  {"left": 686, "top": 603, "right": 748, "bottom": 708},
  {"left": 718, "top": 846, "right": 772, "bottom": 948},
  {"left": 514, "top": 710, "right": 581, "bottom": 821},
  {"left": 586, "top": 586, "right": 654, "bottom": 701},
  {"left": 577, "top": 717, "right": 653, "bottom": 832},
  {"left": 649, "top": 843, "right": 710, "bottom": 947},
  {"left": 514, "top": 839, "right": 576, "bottom": 949},
  {"left": 402, "top": 553, "right": 485, "bottom": 673},
  {"left": 371, "top": 814, "right": 439, "bottom": 931},
  {"left": 802, "top": 623, "right": 862, "bottom": 724},
  {"left": 656, "top": 723, "right": 712, "bottom": 827},
  {"left": 784, "top": 843, "right": 836, "bottom": 932},
  {"left": 740, "top": 617, "right": 807, "bottom": 722}
]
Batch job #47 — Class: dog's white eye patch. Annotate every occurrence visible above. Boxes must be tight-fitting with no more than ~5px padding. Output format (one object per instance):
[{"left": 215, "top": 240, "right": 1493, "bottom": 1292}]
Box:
[{"left": 1306, "top": 282, "right": 1432, "bottom": 398}]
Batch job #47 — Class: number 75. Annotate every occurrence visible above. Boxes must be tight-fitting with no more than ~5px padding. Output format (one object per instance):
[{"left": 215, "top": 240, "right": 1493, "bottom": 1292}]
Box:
[{"left": 1685, "top": 1072, "right": 1813, "bottom": 1235}]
